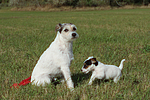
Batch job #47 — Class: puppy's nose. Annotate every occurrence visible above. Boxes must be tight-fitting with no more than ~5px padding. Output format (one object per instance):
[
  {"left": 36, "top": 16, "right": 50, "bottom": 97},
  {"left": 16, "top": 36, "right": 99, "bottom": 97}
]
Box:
[
  {"left": 81, "top": 69, "right": 83, "bottom": 71},
  {"left": 72, "top": 33, "right": 76, "bottom": 37}
]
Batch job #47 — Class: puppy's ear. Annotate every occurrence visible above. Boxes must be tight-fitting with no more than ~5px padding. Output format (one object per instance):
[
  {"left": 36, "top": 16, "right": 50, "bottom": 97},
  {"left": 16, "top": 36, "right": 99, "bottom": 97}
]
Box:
[
  {"left": 91, "top": 58, "right": 98, "bottom": 66},
  {"left": 55, "top": 23, "right": 62, "bottom": 33},
  {"left": 91, "top": 58, "right": 97, "bottom": 64}
]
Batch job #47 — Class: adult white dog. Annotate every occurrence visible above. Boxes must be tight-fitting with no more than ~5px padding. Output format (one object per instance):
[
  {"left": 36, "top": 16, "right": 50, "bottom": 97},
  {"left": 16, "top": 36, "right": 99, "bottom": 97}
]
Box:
[
  {"left": 81, "top": 56, "right": 125, "bottom": 85},
  {"left": 31, "top": 23, "right": 79, "bottom": 90}
]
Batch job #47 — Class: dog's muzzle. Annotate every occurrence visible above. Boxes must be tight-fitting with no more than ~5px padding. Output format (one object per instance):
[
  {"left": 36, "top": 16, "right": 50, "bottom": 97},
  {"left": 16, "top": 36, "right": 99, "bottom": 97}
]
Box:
[{"left": 81, "top": 69, "right": 89, "bottom": 74}]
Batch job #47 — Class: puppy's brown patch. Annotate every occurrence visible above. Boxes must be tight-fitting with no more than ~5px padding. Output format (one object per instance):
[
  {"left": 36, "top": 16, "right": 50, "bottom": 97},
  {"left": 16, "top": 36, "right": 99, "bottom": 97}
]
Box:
[
  {"left": 83, "top": 59, "right": 92, "bottom": 69},
  {"left": 84, "top": 57, "right": 98, "bottom": 67},
  {"left": 91, "top": 58, "right": 98, "bottom": 66},
  {"left": 91, "top": 58, "right": 97, "bottom": 63},
  {"left": 83, "top": 63, "right": 91, "bottom": 69}
]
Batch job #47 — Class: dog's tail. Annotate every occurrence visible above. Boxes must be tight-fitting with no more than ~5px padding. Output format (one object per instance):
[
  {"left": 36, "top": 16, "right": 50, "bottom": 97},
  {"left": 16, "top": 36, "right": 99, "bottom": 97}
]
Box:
[{"left": 119, "top": 59, "right": 125, "bottom": 70}]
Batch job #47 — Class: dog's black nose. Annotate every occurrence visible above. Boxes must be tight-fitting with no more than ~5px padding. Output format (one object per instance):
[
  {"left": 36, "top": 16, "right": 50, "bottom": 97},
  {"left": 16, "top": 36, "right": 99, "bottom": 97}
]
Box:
[
  {"left": 72, "top": 33, "right": 76, "bottom": 37},
  {"left": 81, "top": 69, "right": 83, "bottom": 71}
]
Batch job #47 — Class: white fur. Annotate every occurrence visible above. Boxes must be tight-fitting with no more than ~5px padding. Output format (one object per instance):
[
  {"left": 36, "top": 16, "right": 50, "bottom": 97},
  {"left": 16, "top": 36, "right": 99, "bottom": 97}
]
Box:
[
  {"left": 31, "top": 23, "right": 79, "bottom": 90},
  {"left": 81, "top": 57, "right": 125, "bottom": 85}
]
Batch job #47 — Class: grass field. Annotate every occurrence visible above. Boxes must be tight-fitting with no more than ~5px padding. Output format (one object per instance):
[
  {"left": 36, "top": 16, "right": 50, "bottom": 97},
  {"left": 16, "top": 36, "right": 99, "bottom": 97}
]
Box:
[{"left": 0, "top": 8, "right": 150, "bottom": 99}]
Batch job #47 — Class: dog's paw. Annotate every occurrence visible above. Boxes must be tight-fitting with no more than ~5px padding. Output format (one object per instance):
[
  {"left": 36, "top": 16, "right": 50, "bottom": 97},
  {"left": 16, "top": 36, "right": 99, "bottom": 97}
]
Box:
[
  {"left": 88, "top": 83, "right": 92, "bottom": 85},
  {"left": 70, "top": 87, "right": 74, "bottom": 91}
]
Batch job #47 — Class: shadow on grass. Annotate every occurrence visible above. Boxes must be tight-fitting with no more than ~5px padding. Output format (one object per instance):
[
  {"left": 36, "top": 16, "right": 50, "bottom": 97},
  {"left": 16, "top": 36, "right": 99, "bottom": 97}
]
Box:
[
  {"left": 72, "top": 72, "right": 92, "bottom": 87},
  {"left": 51, "top": 72, "right": 92, "bottom": 87},
  {"left": 72, "top": 72, "right": 111, "bottom": 87},
  {"left": 51, "top": 72, "right": 113, "bottom": 88}
]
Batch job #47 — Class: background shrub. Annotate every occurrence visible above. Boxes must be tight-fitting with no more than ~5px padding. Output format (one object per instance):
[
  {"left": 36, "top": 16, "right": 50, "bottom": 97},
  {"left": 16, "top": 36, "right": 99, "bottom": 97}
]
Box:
[{"left": 0, "top": 0, "right": 149, "bottom": 7}]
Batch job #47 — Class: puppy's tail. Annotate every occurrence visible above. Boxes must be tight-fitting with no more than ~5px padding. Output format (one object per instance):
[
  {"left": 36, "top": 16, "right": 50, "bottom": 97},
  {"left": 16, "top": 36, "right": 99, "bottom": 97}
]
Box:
[{"left": 119, "top": 59, "right": 125, "bottom": 70}]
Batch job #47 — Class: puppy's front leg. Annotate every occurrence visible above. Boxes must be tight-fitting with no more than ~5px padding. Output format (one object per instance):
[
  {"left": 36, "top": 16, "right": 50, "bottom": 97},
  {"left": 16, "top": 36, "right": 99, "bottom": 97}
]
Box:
[
  {"left": 61, "top": 66, "right": 74, "bottom": 90},
  {"left": 88, "top": 73, "right": 96, "bottom": 85}
]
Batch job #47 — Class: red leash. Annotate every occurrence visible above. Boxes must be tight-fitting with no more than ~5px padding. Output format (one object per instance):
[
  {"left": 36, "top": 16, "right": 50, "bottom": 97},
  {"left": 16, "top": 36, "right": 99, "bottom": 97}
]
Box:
[{"left": 10, "top": 76, "right": 31, "bottom": 88}]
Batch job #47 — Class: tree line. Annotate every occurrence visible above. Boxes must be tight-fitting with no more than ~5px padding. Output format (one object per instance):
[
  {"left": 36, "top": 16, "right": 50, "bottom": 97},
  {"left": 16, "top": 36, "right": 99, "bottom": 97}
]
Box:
[{"left": 0, "top": 0, "right": 149, "bottom": 7}]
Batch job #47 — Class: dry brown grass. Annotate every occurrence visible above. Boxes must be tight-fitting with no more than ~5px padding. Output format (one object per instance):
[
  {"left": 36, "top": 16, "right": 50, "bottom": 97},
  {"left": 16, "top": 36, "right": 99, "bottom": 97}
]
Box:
[{"left": 10, "top": 5, "right": 150, "bottom": 12}]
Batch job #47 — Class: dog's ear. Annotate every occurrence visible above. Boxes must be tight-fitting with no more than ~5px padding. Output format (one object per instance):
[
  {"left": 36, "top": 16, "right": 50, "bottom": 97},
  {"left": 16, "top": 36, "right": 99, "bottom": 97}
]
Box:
[
  {"left": 91, "top": 58, "right": 97, "bottom": 64},
  {"left": 91, "top": 58, "right": 98, "bottom": 66},
  {"left": 55, "top": 23, "right": 62, "bottom": 33}
]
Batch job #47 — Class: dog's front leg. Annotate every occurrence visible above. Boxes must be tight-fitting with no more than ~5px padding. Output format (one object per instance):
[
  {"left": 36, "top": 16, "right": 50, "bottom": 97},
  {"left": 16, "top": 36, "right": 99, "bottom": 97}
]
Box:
[
  {"left": 88, "top": 73, "right": 96, "bottom": 85},
  {"left": 61, "top": 66, "right": 74, "bottom": 90}
]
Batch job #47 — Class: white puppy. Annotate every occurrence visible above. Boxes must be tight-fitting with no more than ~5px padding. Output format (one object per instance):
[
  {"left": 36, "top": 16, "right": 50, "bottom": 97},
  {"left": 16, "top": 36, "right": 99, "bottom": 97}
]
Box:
[
  {"left": 31, "top": 23, "right": 79, "bottom": 90},
  {"left": 81, "top": 56, "right": 125, "bottom": 85}
]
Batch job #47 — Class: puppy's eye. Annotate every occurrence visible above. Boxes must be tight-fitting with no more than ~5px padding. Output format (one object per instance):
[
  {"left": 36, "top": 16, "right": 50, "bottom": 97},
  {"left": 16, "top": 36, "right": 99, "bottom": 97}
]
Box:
[
  {"left": 73, "top": 27, "right": 76, "bottom": 31},
  {"left": 84, "top": 65, "right": 90, "bottom": 69},
  {"left": 64, "top": 29, "right": 69, "bottom": 32},
  {"left": 85, "top": 60, "right": 92, "bottom": 65}
]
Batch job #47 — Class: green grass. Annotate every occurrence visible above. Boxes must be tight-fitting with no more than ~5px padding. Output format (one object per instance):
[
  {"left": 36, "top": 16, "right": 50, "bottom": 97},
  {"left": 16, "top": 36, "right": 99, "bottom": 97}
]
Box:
[{"left": 0, "top": 8, "right": 150, "bottom": 99}]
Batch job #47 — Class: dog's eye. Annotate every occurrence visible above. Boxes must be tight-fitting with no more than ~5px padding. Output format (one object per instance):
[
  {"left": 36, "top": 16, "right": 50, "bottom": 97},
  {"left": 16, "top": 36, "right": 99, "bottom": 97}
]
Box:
[
  {"left": 85, "top": 60, "right": 92, "bottom": 65},
  {"left": 83, "top": 65, "right": 90, "bottom": 69},
  {"left": 73, "top": 27, "right": 76, "bottom": 31},
  {"left": 64, "top": 29, "right": 69, "bottom": 32}
]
